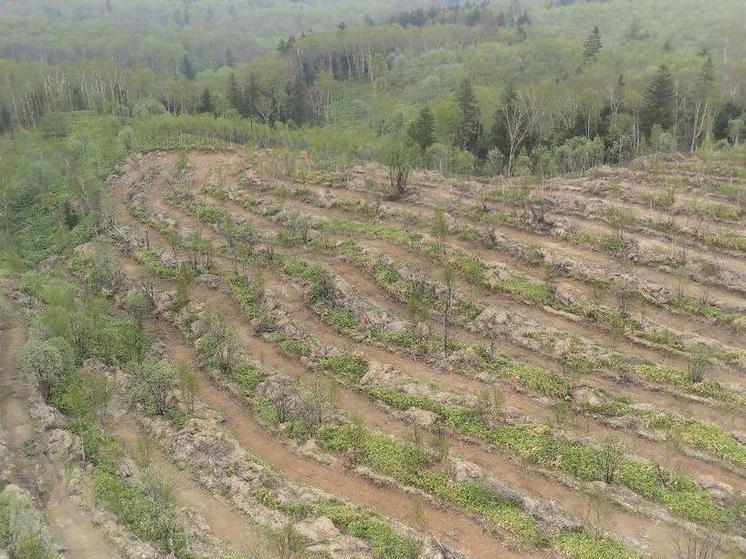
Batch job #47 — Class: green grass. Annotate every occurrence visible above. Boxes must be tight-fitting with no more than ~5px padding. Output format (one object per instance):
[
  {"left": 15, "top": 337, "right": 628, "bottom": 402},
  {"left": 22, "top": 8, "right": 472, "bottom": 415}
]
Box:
[
  {"left": 317, "top": 352, "right": 369, "bottom": 383},
  {"left": 635, "top": 362, "right": 741, "bottom": 403},
  {"left": 231, "top": 363, "right": 267, "bottom": 396},
  {"left": 0, "top": 492, "right": 59, "bottom": 559},
  {"left": 93, "top": 469, "right": 192, "bottom": 557},
  {"left": 255, "top": 492, "right": 420, "bottom": 559},
  {"left": 638, "top": 329, "right": 686, "bottom": 351},
  {"left": 500, "top": 363, "right": 572, "bottom": 398},
  {"left": 556, "top": 531, "right": 646, "bottom": 559},
  {"left": 226, "top": 274, "right": 263, "bottom": 320},
  {"left": 670, "top": 295, "right": 742, "bottom": 326},
  {"left": 132, "top": 246, "right": 176, "bottom": 278},
  {"left": 686, "top": 200, "right": 742, "bottom": 221},
  {"left": 320, "top": 503, "right": 420, "bottom": 559},
  {"left": 496, "top": 275, "right": 558, "bottom": 306},
  {"left": 672, "top": 420, "right": 746, "bottom": 468},
  {"left": 363, "top": 385, "right": 736, "bottom": 530},
  {"left": 325, "top": 307, "right": 357, "bottom": 332},
  {"left": 367, "top": 385, "right": 482, "bottom": 430},
  {"left": 705, "top": 234, "right": 746, "bottom": 252}
]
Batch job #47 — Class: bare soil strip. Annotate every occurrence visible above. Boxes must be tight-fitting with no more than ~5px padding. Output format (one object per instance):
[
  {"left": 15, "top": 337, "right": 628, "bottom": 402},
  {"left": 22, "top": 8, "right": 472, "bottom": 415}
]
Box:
[{"left": 111, "top": 414, "right": 275, "bottom": 557}]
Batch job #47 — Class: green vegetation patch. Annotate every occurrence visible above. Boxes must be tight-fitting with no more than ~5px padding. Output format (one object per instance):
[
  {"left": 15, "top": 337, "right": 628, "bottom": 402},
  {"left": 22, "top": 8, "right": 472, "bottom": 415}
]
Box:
[
  {"left": 500, "top": 363, "right": 571, "bottom": 399},
  {"left": 255, "top": 491, "right": 420, "bottom": 559},
  {"left": 317, "top": 352, "right": 369, "bottom": 383},
  {"left": 226, "top": 274, "right": 264, "bottom": 320},
  {"left": 0, "top": 491, "right": 59, "bottom": 559},
  {"left": 556, "top": 530, "right": 646, "bottom": 559},
  {"left": 132, "top": 247, "right": 176, "bottom": 279}
]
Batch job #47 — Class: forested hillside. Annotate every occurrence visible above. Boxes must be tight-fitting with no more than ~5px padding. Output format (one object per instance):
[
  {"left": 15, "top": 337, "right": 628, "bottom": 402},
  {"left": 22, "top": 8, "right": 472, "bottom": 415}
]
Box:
[
  {"left": 0, "top": 3, "right": 745, "bottom": 559},
  {"left": 0, "top": 0, "right": 742, "bottom": 262}
]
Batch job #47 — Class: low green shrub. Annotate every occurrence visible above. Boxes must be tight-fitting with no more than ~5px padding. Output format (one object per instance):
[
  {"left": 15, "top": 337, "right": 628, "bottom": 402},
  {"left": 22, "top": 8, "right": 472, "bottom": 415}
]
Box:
[
  {"left": 317, "top": 353, "right": 369, "bottom": 383},
  {"left": 321, "top": 503, "right": 420, "bottom": 559},
  {"left": 93, "top": 469, "right": 191, "bottom": 557},
  {"left": 325, "top": 307, "right": 357, "bottom": 332},
  {"left": 132, "top": 247, "right": 175, "bottom": 278},
  {"left": 500, "top": 363, "right": 571, "bottom": 398},
  {"left": 686, "top": 200, "right": 742, "bottom": 221},
  {"left": 638, "top": 329, "right": 686, "bottom": 351},
  {"left": 0, "top": 492, "right": 59, "bottom": 559},
  {"left": 226, "top": 274, "right": 263, "bottom": 320},
  {"left": 497, "top": 276, "right": 557, "bottom": 306},
  {"left": 556, "top": 530, "right": 645, "bottom": 559}
]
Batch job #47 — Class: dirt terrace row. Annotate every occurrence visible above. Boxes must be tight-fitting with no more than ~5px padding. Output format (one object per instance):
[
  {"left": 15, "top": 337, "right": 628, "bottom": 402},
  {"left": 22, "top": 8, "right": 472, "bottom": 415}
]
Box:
[
  {"left": 114, "top": 231, "right": 699, "bottom": 559},
  {"left": 107, "top": 161, "right": 744, "bottom": 556},
  {"left": 220, "top": 179, "right": 745, "bottom": 379},
  {"left": 124, "top": 185, "right": 746, "bottom": 485},
  {"left": 116, "top": 151, "right": 746, "bottom": 448}
]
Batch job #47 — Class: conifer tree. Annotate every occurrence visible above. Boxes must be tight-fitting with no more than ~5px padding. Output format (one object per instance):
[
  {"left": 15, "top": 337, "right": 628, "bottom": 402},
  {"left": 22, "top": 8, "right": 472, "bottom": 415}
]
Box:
[
  {"left": 454, "top": 78, "right": 481, "bottom": 154},
  {"left": 286, "top": 73, "right": 307, "bottom": 126},
  {"left": 641, "top": 65, "right": 676, "bottom": 135},
  {"left": 699, "top": 54, "right": 715, "bottom": 91},
  {"left": 242, "top": 73, "right": 260, "bottom": 118},
  {"left": 227, "top": 73, "right": 241, "bottom": 112},
  {"left": 584, "top": 26, "right": 603, "bottom": 60},
  {"left": 408, "top": 106, "right": 435, "bottom": 151},
  {"left": 225, "top": 46, "right": 235, "bottom": 67},
  {"left": 268, "top": 93, "right": 280, "bottom": 125},
  {"left": 180, "top": 55, "right": 196, "bottom": 80},
  {"left": 197, "top": 88, "right": 214, "bottom": 114},
  {"left": 0, "top": 105, "right": 11, "bottom": 133}
]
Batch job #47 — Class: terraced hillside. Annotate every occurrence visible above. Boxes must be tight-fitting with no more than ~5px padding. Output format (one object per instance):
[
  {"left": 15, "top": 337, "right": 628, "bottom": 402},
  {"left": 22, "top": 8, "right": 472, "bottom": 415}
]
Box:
[
  {"left": 2, "top": 147, "right": 744, "bottom": 559},
  {"left": 90, "top": 148, "right": 746, "bottom": 558}
]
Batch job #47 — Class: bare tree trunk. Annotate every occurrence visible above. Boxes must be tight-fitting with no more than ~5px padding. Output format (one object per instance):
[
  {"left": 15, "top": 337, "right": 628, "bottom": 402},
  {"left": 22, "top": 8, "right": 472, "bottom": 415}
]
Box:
[
  {"left": 443, "top": 279, "right": 452, "bottom": 356},
  {"left": 690, "top": 99, "right": 709, "bottom": 153}
]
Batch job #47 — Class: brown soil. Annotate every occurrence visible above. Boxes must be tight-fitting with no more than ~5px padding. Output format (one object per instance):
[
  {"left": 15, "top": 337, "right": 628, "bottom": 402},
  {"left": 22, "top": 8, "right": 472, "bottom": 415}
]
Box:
[{"left": 112, "top": 414, "right": 277, "bottom": 557}]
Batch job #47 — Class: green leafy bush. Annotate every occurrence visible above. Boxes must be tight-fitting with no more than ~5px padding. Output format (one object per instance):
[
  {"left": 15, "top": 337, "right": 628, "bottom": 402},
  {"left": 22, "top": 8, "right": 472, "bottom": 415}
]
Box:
[
  {"left": 0, "top": 492, "right": 59, "bottom": 559},
  {"left": 18, "top": 338, "right": 69, "bottom": 401}
]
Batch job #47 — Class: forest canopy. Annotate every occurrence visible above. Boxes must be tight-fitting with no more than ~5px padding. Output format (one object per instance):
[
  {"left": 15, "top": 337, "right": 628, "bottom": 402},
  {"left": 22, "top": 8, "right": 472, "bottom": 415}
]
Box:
[{"left": 1, "top": 0, "right": 746, "bottom": 261}]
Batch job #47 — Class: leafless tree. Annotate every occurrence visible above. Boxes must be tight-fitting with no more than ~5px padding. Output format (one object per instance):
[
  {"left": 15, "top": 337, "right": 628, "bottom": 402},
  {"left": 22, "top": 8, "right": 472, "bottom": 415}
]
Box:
[
  {"left": 503, "top": 90, "right": 539, "bottom": 176},
  {"left": 675, "top": 535, "right": 719, "bottom": 559}
]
